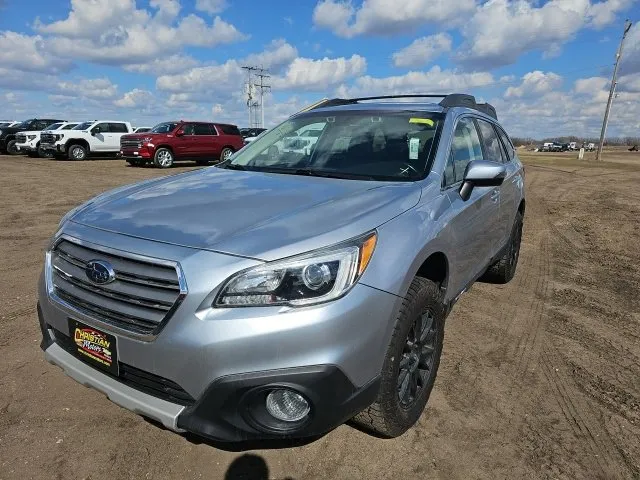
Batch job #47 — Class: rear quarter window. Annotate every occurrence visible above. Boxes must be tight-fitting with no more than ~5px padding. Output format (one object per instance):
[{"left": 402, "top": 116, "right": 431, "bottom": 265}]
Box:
[{"left": 218, "top": 124, "right": 241, "bottom": 136}]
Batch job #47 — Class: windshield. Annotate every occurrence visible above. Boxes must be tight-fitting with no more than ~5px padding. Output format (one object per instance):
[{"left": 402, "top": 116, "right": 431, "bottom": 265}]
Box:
[
  {"left": 15, "top": 119, "right": 35, "bottom": 129},
  {"left": 151, "top": 122, "right": 178, "bottom": 133},
  {"left": 46, "top": 123, "right": 63, "bottom": 130},
  {"left": 73, "top": 122, "right": 93, "bottom": 130},
  {"left": 62, "top": 123, "right": 78, "bottom": 130},
  {"left": 223, "top": 111, "right": 443, "bottom": 181}
]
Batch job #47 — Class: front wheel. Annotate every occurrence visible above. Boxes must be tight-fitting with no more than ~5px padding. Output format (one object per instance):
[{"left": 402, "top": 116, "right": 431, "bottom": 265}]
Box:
[
  {"left": 352, "top": 277, "right": 445, "bottom": 438},
  {"left": 68, "top": 144, "right": 87, "bottom": 160},
  {"left": 153, "top": 148, "right": 173, "bottom": 168},
  {"left": 6, "top": 140, "right": 19, "bottom": 155},
  {"left": 38, "top": 144, "right": 53, "bottom": 158}
]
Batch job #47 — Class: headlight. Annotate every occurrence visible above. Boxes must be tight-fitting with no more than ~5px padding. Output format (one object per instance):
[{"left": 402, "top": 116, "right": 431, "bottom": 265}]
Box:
[
  {"left": 55, "top": 134, "right": 64, "bottom": 141},
  {"left": 215, "top": 232, "right": 377, "bottom": 307},
  {"left": 27, "top": 135, "right": 36, "bottom": 141}
]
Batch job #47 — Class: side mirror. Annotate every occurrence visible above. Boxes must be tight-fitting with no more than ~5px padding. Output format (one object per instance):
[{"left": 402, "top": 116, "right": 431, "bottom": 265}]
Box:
[
  {"left": 459, "top": 160, "right": 506, "bottom": 201},
  {"left": 175, "top": 129, "right": 184, "bottom": 137}
]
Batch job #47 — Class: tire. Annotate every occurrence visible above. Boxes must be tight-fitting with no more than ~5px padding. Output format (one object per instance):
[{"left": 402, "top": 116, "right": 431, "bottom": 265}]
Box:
[
  {"left": 153, "top": 148, "right": 173, "bottom": 168},
  {"left": 480, "top": 211, "right": 523, "bottom": 284},
  {"left": 6, "top": 139, "right": 19, "bottom": 155},
  {"left": 353, "top": 277, "right": 445, "bottom": 438},
  {"left": 68, "top": 144, "right": 87, "bottom": 161},
  {"left": 38, "top": 144, "right": 53, "bottom": 158},
  {"left": 220, "top": 147, "right": 234, "bottom": 162}
]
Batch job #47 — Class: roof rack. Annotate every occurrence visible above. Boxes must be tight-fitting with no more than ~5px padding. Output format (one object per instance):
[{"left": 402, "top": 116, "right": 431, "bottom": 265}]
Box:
[{"left": 299, "top": 93, "right": 497, "bottom": 120}]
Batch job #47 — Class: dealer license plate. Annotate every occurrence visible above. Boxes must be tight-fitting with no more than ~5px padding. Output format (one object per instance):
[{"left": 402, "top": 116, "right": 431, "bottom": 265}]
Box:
[{"left": 68, "top": 319, "right": 119, "bottom": 375}]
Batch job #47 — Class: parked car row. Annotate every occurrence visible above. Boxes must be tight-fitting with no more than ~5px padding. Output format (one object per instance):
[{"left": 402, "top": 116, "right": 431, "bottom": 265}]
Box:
[
  {"left": 0, "top": 117, "right": 246, "bottom": 168},
  {"left": 538, "top": 141, "right": 596, "bottom": 152}
]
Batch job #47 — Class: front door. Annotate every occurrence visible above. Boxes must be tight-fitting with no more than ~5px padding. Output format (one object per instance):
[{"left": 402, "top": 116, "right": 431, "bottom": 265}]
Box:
[
  {"left": 90, "top": 123, "right": 111, "bottom": 151},
  {"left": 441, "top": 116, "right": 501, "bottom": 295}
]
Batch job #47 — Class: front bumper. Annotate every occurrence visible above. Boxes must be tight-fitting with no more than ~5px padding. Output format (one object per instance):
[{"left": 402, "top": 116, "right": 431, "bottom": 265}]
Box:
[
  {"left": 38, "top": 223, "right": 398, "bottom": 441},
  {"left": 42, "top": 143, "right": 66, "bottom": 153},
  {"left": 16, "top": 142, "right": 37, "bottom": 152},
  {"left": 121, "top": 146, "right": 153, "bottom": 160}
]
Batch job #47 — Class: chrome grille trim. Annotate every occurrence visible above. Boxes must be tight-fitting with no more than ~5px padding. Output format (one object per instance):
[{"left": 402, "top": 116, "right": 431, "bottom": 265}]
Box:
[
  {"left": 41, "top": 133, "right": 56, "bottom": 144},
  {"left": 46, "top": 235, "right": 188, "bottom": 341},
  {"left": 16, "top": 134, "right": 27, "bottom": 143}
]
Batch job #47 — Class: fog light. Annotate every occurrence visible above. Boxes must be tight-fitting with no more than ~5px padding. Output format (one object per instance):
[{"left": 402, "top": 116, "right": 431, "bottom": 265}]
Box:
[{"left": 265, "top": 389, "right": 310, "bottom": 422}]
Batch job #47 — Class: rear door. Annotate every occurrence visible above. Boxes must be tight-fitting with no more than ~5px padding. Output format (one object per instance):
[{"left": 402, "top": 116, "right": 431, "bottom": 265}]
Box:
[
  {"left": 441, "top": 116, "right": 501, "bottom": 294},
  {"left": 495, "top": 125, "right": 524, "bottom": 233},
  {"left": 475, "top": 118, "right": 512, "bottom": 253},
  {"left": 108, "top": 123, "right": 130, "bottom": 150}
]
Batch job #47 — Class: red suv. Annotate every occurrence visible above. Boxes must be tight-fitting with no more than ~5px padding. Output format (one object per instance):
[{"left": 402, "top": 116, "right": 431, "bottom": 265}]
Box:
[{"left": 120, "top": 121, "right": 244, "bottom": 168}]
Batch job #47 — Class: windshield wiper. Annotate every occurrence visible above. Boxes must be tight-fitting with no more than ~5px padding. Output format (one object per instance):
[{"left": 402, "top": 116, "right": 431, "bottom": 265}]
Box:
[
  {"left": 255, "top": 167, "right": 375, "bottom": 181},
  {"left": 220, "top": 163, "right": 246, "bottom": 170}
]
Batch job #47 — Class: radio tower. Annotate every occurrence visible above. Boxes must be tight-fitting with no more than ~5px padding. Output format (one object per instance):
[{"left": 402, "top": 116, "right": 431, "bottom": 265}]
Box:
[
  {"left": 254, "top": 70, "right": 271, "bottom": 128},
  {"left": 242, "top": 65, "right": 270, "bottom": 128}
]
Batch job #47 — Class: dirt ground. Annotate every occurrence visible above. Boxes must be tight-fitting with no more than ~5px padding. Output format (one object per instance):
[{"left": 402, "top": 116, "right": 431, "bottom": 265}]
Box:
[{"left": 0, "top": 152, "right": 639, "bottom": 479}]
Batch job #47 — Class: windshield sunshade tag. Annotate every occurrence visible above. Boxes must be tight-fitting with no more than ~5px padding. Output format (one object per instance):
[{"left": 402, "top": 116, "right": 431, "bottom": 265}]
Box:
[{"left": 409, "top": 118, "right": 434, "bottom": 126}]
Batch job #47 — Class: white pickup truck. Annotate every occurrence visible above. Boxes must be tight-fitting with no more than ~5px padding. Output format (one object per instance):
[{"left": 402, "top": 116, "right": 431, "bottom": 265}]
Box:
[
  {"left": 15, "top": 122, "right": 79, "bottom": 157},
  {"left": 41, "top": 120, "right": 133, "bottom": 160}
]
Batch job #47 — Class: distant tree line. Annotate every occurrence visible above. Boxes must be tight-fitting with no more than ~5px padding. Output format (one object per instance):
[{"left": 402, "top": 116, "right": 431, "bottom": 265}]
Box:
[{"left": 511, "top": 136, "right": 640, "bottom": 147}]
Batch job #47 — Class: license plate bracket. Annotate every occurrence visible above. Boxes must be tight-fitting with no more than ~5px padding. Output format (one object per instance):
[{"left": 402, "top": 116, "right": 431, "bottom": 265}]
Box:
[{"left": 68, "top": 319, "right": 119, "bottom": 376}]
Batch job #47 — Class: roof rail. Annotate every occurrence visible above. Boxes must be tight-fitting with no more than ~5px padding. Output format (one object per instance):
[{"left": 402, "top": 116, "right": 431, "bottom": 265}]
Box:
[{"left": 301, "top": 93, "right": 498, "bottom": 120}]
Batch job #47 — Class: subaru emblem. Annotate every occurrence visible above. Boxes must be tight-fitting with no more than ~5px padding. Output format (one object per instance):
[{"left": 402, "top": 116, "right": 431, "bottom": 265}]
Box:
[{"left": 85, "top": 260, "right": 116, "bottom": 285}]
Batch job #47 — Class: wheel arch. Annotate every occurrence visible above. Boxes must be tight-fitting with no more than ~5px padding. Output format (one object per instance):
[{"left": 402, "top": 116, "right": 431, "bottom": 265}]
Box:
[
  {"left": 65, "top": 138, "right": 90, "bottom": 151},
  {"left": 414, "top": 251, "right": 449, "bottom": 294},
  {"left": 155, "top": 144, "right": 174, "bottom": 154}
]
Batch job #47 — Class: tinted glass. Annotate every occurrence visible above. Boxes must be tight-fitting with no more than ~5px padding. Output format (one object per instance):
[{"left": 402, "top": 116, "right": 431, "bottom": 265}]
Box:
[
  {"left": 47, "top": 123, "right": 63, "bottom": 131},
  {"left": 496, "top": 126, "right": 515, "bottom": 161},
  {"left": 151, "top": 122, "right": 178, "bottom": 133},
  {"left": 94, "top": 123, "right": 110, "bottom": 133},
  {"left": 35, "top": 121, "right": 50, "bottom": 130},
  {"left": 62, "top": 124, "right": 78, "bottom": 130},
  {"left": 445, "top": 117, "right": 484, "bottom": 185},
  {"left": 219, "top": 124, "right": 241, "bottom": 136},
  {"left": 476, "top": 119, "right": 505, "bottom": 163},
  {"left": 226, "top": 111, "right": 443, "bottom": 181},
  {"left": 194, "top": 124, "right": 212, "bottom": 135},
  {"left": 109, "top": 123, "right": 128, "bottom": 133},
  {"left": 73, "top": 122, "right": 93, "bottom": 130},
  {"left": 181, "top": 124, "right": 196, "bottom": 135}
]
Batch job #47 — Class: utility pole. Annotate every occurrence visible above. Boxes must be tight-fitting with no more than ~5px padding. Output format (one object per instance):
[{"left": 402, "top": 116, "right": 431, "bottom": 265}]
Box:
[
  {"left": 596, "top": 19, "right": 632, "bottom": 161},
  {"left": 254, "top": 71, "right": 271, "bottom": 128},
  {"left": 241, "top": 66, "right": 259, "bottom": 127}
]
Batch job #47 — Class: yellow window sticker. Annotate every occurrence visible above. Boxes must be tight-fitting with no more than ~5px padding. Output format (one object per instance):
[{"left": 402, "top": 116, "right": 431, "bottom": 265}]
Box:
[{"left": 409, "top": 118, "right": 434, "bottom": 126}]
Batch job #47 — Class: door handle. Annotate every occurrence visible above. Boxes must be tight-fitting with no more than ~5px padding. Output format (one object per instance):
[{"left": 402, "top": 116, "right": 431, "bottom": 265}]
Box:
[{"left": 490, "top": 189, "right": 500, "bottom": 202}]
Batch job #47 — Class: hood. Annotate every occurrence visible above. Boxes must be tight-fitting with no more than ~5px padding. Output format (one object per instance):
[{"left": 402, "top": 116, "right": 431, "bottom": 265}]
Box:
[
  {"left": 121, "top": 132, "right": 167, "bottom": 140},
  {"left": 71, "top": 168, "right": 422, "bottom": 260}
]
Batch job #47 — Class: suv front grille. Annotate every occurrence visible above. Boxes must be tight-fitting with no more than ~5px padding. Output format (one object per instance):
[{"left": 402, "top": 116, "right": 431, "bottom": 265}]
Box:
[
  {"left": 41, "top": 133, "right": 56, "bottom": 144},
  {"left": 50, "top": 239, "right": 185, "bottom": 336},
  {"left": 51, "top": 328, "right": 195, "bottom": 406},
  {"left": 121, "top": 139, "right": 142, "bottom": 149},
  {"left": 16, "top": 134, "right": 26, "bottom": 143}
]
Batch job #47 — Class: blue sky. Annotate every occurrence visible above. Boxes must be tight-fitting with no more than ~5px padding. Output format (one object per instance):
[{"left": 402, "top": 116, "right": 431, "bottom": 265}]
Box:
[{"left": 0, "top": 0, "right": 639, "bottom": 138}]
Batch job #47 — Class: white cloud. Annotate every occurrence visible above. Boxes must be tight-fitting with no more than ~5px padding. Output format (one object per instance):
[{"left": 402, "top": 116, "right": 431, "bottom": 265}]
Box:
[
  {"left": 123, "top": 54, "right": 200, "bottom": 75},
  {"left": 588, "top": 0, "right": 635, "bottom": 28},
  {"left": 392, "top": 33, "right": 452, "bottom": 68},
  {"left": 505, "top": 71, "right": 563, "bottom": 98},
  {"left": 458, "top": 0, "right": 633, "bottom": 69},
  {"left": 195, "top": 0, "right": 227, "bottom": 14},
  {"left": 57, "top": 77, "right": 119, "bottom": 100},
  {"left": 242, "top": 39, "right": 299, "bottom": 74},
  {"left": 313, "top": 0, "right": 475, "bottom": 38},
  {"left": 340, "top": 66, "right": 496, "bottom": 98},
  {"left": 34, "top": 0, "right": 247, "bottom": 65},
  {"left": 114, "top": 88, "right": 155, "bottom": 108},
  {"left": 0, "top": 31, "right": 72, "bottom": 74},
  {"left": 157, "top": 60, "right": 245, "bottom": 95},
  {"left": 620, "top": 23, "right": 640, "bottom": 75},
  {"left": 574, "top": 76, "right": 609, "bottom": 95},
  {"left": 272, "top": 54, "right": 367, "bottom": 91}
]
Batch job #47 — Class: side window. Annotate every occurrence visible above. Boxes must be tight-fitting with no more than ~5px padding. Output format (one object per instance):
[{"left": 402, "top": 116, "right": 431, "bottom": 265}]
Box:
[
  {"left": 193, "top": 124, "right": 212, "bottom": 135},
  {"left": 496, "top": 126, "right": 515, "bottom": 161},
  {"left": 181, "top": 124, "right": 196, "bottom": 135},
  {"left": 444, "top": 117, "right": 484, "bottom": 186},
  {"left": 476, "top": 119, "right": 505, "bottom": 163},
  {"left": 109, "top": 123, "right": 128, "bottom": 133},
  {"left": 93, "top": 123, "right": 111, "bottom": 133},
  {"left": 35, "top": 121, "right": 49, "bottom": 130}
]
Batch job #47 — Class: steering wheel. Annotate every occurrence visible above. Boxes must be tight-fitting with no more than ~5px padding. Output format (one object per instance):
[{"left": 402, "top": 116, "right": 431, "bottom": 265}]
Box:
[{"left": 398, "top": 163, "right": 420, "bottom": 177}]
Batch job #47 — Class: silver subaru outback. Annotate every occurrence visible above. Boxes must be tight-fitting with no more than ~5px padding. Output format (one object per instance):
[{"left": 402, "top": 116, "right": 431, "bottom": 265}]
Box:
[{"left": 38, "top": 94, "right": 525, "bottom": 441}]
